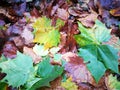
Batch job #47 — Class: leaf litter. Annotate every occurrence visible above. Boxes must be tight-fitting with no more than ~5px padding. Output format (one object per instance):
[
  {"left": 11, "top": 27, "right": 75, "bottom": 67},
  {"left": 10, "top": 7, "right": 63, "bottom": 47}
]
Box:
[{"left": 0, "top": 0, "right": 120, "bottom": 90}]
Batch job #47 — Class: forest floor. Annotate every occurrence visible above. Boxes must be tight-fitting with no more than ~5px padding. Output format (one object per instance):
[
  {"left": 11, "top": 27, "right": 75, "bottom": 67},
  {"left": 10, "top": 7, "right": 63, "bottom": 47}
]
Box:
[{"left": 0, "top": 0, "right": 120, "bottom": 90}]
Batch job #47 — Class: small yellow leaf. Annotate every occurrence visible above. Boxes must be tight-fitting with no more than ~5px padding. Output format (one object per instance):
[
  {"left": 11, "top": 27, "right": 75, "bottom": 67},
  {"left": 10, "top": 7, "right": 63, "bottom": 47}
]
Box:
[{"left": 61, "top": 77, "right": 78, "bottom": 90}]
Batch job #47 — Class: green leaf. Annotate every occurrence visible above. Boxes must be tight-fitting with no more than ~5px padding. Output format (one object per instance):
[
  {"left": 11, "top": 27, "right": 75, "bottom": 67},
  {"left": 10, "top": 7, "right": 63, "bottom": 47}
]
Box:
[
  {"left": 56, "top": 18, "right": 65, "bottom": 29},
  {"left": 29, "top": 57, "right": 64, "bottom": 90},
  {"left": 78, "top": 45, "right": 119, "bottom": 82},
  {"left": 0, "top": 82, "right": 8, "bottom": 90},
  {"left": 0, "top": 52, "right": 34, "bottom": 87},
  {"left": 74, "top": 20, "right": 111, "bottom": 46},
  {"left": 78, "top": 45, "right": 106, "bottom": 82},
  {"left": 97, "top": 45, "right": 119, "bottom": 73},
  {"left": 106, "top": 74, "right": 120, "bottom": 90}
]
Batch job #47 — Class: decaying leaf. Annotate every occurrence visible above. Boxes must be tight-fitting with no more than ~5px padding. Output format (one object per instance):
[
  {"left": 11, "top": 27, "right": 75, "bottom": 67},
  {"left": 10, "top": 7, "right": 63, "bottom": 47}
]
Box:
[
  {"left": 110, "top": 7, "right": 120, "bottom": 17},
  {"left": 61, "top": 77, "right": 78, "bottom": 90},
  {"left": 21, "top": 27, "right": 34, "bottom": 45},
  {"left": 62, "top": 52, "right": 95, "bottom": 85},
  {"left": 57, "top": 8, "right": 69, "bottom": 20},
  {"left": 2, "top": 41, "right": 17, "bottom": 59},
  {"left": 23, "top": 46, "right": 42, "bottom": 64},
  {"left": 78, "top": 12, "right": 98, "bottom": 27}
]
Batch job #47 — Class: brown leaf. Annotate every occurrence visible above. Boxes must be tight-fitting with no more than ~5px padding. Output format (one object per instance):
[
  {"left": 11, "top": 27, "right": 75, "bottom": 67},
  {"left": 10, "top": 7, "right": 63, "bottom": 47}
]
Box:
[
  {"left": 62, "top": 52, "right": 95, "bottom": 85},
  {"left": 23, "top": 46, "right": 42, "bottom": 64},
  {"left": 39, "top": 77, "right": 65, "bottom": 90},
  {"left": 21, "top": 26, "right": 34, "bottom": 45},
  {"left": 110, "top": 7, "right": 120, "bottom": 17},
  {"left": 57, "top": 8, "right": 69, "bottom": 20},
  {"left": 30, "top": 8, "right": 41, "bottom": 18},
  {"left": 68, "top": 6, "right": 89, "bottom": 17},
  {"left": 2, "top": 41, "right": 17, "bottom": 59},
  {"left": 78, "top": 12, "right": 98, "bottom": 27}
]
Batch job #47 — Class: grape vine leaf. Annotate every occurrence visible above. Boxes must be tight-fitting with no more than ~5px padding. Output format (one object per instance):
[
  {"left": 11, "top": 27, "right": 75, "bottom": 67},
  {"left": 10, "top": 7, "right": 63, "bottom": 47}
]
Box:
[
  {"left": 105, "top": 74, "right": 120, "bottom": 90},
  {"left": 28, "top": 57, "right": 64, "bottom": 90},
  {"left": 74, "top": 20, "right": 111, "bottom": 46},
  {"left": 0, "top": 51, "right": 34, "bottom": 87},
  {"left": 33, "top": 17, "right": 62, "bottom": 49},
  {"left": 78, "top": 45, "right": 119, "bottom": 82}
]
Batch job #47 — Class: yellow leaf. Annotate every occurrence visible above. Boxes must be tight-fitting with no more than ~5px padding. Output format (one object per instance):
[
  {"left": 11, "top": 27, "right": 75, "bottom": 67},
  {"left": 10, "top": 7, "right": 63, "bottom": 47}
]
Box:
[
  {"left": 61, "top": 77, "right": 78, "bottom": 90},
  {"left": 33, "top": 17, "right": 61, "bottom": 49}
]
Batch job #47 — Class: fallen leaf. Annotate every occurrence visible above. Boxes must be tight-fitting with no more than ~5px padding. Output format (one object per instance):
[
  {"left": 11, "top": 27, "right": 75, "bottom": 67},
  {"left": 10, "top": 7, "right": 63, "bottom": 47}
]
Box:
[
  {"left": 23, "top": 46, "right": 42, "bottom": 64},
  {"left": 57, "top": 8, "right": 69, "bottom": 20},
  {"left": 78, "top": 12, "right": 98, "bottom": 27},
  {"left": 33, "top": 44, "right": 49, "bottom": 57},
  {"left": 78, "top": 44, "right": 119, "bottom": 82},
  {"left": 61, "top": 77, "right": 78, "bottom": 90},
  {"left": 110, "top": 7, "right": 120, "bottom": 17},
  {"left": 62, "top": 52, "right": 95, "bottom": 85},
  {"left": 33, "top": 17, "right": 61, "bottom": 49},
  {"left": 0, "top": 51, "right": 34, "bottom": 87},
  {"left": 21, "top": 26, "right": 34, "bottom": 45},
  {"left": 74, "top": 20, "right": 111, "bottom": 47},
  {"left": 2, "top": 41, "right": 17, "bottom": 59},
  {"left": 105, "top": 74, "right": 120, "bottom": 90}
]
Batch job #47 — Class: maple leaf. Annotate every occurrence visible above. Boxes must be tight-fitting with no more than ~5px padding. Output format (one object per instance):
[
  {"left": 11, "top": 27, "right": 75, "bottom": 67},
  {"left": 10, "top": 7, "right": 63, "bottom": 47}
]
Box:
[
  {"left": 74, "top": 20, "right": 111, "bottom": 46},
  {"left": 105, "top": 74, "right": 120, "bottom": 90},
  {"left": 33, "top": 17, "right": 62, "bottom": 49},
  {"left": 0, "top": 51, "right": 34, "bottom": 87}
]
